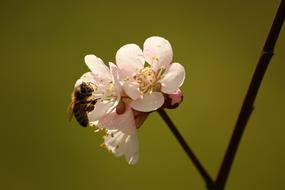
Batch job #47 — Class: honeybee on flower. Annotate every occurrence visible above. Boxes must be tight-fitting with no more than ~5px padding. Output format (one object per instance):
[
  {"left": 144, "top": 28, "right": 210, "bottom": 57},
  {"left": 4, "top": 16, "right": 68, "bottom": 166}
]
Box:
[
  {"left": 69, "top": 55, "right": 122, "bottom": 124},
  {"left": 69, "top": 36, "right": 185, "bottom": 165}
]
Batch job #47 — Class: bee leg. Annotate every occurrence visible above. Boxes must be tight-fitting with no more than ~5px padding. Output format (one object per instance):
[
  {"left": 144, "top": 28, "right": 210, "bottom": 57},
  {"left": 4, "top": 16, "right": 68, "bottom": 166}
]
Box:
[
  {"left": 85, "top": 104, "right": 94, "bottom": 112},
  {"left": 84, "top": 98, "right": 98, "bottom": 112},
  {"left": 90, "top": 99, "right": 98, "bottom": 105}
]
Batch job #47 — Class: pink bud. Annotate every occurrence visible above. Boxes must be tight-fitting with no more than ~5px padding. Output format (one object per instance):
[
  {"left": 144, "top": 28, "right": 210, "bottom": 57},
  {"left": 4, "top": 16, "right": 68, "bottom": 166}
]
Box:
[{"left": 163, "top": 89, "right": 184, "bottom": 109}]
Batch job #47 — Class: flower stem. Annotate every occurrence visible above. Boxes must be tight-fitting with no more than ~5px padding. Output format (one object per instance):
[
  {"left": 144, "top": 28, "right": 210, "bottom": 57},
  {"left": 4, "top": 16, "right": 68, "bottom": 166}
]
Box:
[
  {"left": 214, "top": 1, "right": 285, "bottom": 189},
  {"left": 157, "top": 108, "right": 214, "bottom": 188}
]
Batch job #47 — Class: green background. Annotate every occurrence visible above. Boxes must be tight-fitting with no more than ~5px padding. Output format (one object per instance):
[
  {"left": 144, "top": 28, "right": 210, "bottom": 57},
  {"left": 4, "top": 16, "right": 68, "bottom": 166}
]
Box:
[{"left": 1, "top": 0, "right": 284, "bottom": 189}]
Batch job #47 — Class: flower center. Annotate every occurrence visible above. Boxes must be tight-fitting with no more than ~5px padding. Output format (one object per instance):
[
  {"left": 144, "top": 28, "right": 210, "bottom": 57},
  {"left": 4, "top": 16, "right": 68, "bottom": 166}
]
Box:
[
  {"left": 88, "top": 80, "right": 117, "bottom": 102},
  {"left": 134, "top": 67, "right": 157, "bottom": 94},
  {"left": 133, "top": 66, "right": 166, "bottom": 94}
]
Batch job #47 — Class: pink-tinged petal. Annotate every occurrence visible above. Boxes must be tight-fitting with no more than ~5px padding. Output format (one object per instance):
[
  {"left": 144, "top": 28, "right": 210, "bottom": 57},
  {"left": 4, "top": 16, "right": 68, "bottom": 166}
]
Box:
[
  {"left": 116, "top": 44, "right": 144, "bottom": 79},
  {"left": 109, "top": 62, "right": 122, "bottom": 98},
  {"left": 122, "top": 81, "right": 141, "bottom": 100},
  {"left": 88, "top": 101, "right": 114, "bottom": 123},
  {"left": 84, "top": 54, "right": 112, "bottom": 81},
  {"left": 125, "top": 135, "right": 139, "bottom": 165},
  {"left": 143, "top": 36, "right": 173, "bottom": 72},
  {"left": 98, "top": 105, "right": 136, "bottom": 135},
  {"left": 97, "top": 112, "right": 117, "bottom": 130},
  {"left": 130, "top": 92, "right": 164, "bottom": 112},
  {"left": 160, "top": 63, "right": 185, "bottom": 94}
]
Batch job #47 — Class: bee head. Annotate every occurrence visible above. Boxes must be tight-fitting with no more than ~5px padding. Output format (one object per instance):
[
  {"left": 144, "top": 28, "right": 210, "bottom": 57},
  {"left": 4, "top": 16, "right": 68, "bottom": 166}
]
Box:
[{"left": 80, "top": 82, "right": 94, "bottom": 96}]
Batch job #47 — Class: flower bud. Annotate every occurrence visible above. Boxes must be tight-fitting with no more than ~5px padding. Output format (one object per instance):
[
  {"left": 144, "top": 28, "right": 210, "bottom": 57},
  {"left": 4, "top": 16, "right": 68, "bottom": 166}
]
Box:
[{"left": 163, "top": 89, "right": 183, "bottom": 109}]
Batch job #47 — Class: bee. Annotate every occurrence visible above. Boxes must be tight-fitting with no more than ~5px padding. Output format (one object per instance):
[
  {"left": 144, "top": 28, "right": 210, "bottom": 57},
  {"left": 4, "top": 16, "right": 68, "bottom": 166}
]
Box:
[{"left": 68, "top": 82, "right": 98, "bottom": 127}]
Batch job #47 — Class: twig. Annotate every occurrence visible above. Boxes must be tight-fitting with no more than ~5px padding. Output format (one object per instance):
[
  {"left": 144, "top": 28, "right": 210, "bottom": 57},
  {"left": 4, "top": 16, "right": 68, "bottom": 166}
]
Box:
[
  {"left": 214, "top": 1, "right": 285, "bottom": 189},
  {"left": 157, "top": 108, "right": 214, "bottom": 188}
]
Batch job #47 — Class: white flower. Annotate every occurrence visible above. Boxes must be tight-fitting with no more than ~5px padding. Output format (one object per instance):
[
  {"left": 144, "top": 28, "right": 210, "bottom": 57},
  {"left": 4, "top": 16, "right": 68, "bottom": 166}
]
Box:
[
  {"left": 115, "top": 36, "right": 185, "bottom": 112},
  {"left": 75, "top": 54, "right": 121, "bottom": 123},
  {"left": 97, "top": 105, "right": 139, "bottom": 165}
]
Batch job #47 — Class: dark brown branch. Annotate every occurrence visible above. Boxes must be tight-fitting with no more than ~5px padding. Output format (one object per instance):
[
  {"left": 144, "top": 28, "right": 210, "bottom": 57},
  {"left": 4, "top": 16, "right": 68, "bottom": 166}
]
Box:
[
  {"left": 214, "top": 1, "right": 285, "bottom": 189},
  {"left": 157, "top": 108, "right": 214, "bottom": 187}
]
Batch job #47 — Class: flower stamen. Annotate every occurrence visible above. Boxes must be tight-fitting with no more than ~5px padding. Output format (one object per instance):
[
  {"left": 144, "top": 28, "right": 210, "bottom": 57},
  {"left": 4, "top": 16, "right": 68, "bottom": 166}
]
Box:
[
  {"left": 133, "top": 67, "right": 157, "bottom": 94},
  {"left": 88, "top": 81, "right": 117, "bottom": 103}
]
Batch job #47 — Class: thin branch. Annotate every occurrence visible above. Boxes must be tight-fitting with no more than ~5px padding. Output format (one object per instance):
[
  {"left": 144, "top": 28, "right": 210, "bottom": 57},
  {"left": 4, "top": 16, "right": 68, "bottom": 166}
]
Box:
[
  {"left": 214, "top": 1, "right": 285, "bottom": 189},
  {"left": 157, "top": 108, "right": 214, "bottom": 188}
]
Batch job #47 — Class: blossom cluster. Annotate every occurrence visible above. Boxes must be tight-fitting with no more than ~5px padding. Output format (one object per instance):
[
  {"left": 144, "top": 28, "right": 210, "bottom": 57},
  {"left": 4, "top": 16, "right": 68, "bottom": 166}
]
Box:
[{"left": 72, "top": 36, "right": 185, "bottom": 165}]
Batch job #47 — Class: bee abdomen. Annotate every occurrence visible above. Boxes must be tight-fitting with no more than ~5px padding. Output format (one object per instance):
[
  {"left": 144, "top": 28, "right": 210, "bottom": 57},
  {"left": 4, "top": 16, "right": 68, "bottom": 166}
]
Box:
[{"left": 74, "top": 109, "right": 89, "bottom": 127}]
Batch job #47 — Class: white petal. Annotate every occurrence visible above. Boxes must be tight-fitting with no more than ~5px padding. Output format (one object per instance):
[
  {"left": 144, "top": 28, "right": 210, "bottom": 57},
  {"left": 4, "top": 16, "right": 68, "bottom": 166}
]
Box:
[
  {"left": 88, "top": 101, "right": 114, "bottom": 123},
  {"left": 160, "top": 63, "right": 185, "bottom": 94},
  {"left": 122, "top": 81, "right": 141, "bottom": 100},
  {"left": 84, "top": 54, "right": 112, "bottom": 81},
  {"left": 143, "top": 36, "right": 173, "bottom": 72},
  {"left": 104, "top": 131, "right": 122, "bottom": 149},
  {"left": 116, "top": 44, "right": 144, "bottom": 79},
  {"left": 99, "top": 105, "right": 139, "bottom": 164},
  {"left": 125, "top": 135, "right": 139, "bottom": 165},
  {"left": 130, "top": 92, "right": 164, "bottom": 112},
  {"left": 74, "top": 72, "right": 95, "bottom": 87},
  {"left": 113, "top": 135, "right": 128, "bottom": 157},
  {"left": 104, "top": 131, "right": 126, "bottom": 154}
]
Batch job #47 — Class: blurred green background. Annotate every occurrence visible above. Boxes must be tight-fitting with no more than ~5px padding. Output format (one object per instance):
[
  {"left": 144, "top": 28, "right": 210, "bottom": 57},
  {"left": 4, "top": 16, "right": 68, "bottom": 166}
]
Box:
[{"left": 0, "top": 0, "right": 284, "bottom": 189}]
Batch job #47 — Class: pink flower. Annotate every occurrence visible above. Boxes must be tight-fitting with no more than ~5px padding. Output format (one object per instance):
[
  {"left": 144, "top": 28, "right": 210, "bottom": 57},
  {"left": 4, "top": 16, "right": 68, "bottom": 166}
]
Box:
[{"left": 116, "top": 36, "right": 185, "bottom": 112}]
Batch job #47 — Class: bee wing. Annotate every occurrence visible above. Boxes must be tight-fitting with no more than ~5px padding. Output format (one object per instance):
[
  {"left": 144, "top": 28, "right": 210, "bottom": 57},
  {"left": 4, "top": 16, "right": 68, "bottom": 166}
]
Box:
[
  {"left": 67, "top": 102, "right": 74, "bottom": 121},
  {"left": 67, "top": 94, "right": 75, "bottom": 121}
]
